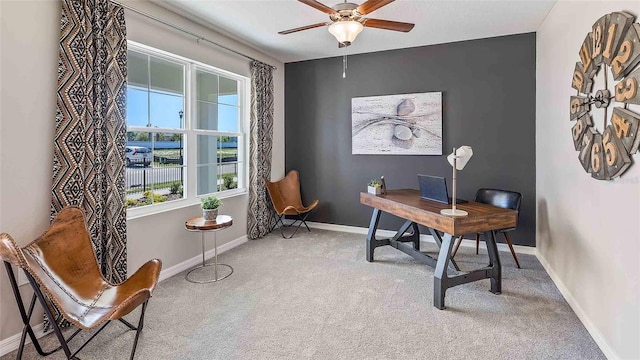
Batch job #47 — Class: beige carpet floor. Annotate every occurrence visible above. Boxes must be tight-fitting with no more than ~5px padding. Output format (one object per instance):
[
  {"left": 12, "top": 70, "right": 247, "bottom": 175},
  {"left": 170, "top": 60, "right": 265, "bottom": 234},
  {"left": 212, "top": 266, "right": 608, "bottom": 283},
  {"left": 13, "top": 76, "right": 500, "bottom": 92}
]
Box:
[{"left": 2, "top": 229, "right": 604, "bottom": 359}]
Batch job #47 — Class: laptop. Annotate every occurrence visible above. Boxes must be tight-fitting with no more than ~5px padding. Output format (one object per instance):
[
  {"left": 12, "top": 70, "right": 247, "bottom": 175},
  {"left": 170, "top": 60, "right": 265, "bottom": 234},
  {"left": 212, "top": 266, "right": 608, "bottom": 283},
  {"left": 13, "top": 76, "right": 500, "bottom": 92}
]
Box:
[{"left": 417, "top": 174, "right": 467, "bottom": 204}]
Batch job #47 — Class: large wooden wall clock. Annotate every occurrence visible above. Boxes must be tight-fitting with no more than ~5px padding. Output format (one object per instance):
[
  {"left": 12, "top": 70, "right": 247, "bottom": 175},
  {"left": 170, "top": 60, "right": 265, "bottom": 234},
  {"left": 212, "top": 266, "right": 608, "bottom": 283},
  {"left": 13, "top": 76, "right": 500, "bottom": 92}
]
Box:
[{"left": 570, "top": 11, "right": 640, "bottom": 180}]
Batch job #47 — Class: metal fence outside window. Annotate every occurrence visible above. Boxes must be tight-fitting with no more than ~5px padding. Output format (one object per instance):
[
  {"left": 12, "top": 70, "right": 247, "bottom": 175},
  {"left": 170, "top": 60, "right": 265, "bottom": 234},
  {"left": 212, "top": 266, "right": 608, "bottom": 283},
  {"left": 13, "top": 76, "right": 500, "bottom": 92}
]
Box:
[
  {"left": 125, "top": 162, "right": 239, "bottom": 199},
  {"left": 126, "top": 166, "right": 184, "bottom": 194}
]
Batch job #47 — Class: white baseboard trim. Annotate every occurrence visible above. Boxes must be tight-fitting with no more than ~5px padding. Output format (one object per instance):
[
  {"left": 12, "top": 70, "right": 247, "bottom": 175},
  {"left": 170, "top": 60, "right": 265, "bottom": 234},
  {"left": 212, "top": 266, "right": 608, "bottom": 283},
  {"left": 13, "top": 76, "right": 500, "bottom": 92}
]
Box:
[
  {"left": 304, "top": 221, "right": 537, "bottom": 255},
  {"left": 535, "top": 251, "right": 618, "bottom": 360},
  {"left": 158, "top": 234, "right": 248, "bottom": 282},
  {"left": 0, "top": 234, "right": 249, "bottom": 357},
  {"left": 0, "top": 323, "right": 48, "bottom": 357}
]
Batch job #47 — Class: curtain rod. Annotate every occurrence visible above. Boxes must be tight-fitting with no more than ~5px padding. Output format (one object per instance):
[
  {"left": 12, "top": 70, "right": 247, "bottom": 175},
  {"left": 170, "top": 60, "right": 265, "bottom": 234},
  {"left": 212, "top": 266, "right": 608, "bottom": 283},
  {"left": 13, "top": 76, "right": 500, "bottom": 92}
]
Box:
[{"left": 111, "top": 1, "right": 277, "bottom": 70}]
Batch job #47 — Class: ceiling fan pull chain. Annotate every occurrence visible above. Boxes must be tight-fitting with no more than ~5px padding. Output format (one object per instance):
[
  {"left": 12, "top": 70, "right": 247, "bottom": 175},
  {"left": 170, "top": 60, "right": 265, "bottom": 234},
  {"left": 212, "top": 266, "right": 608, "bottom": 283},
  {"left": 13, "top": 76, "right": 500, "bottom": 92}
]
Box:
[{"left": 343, "top": 54, "right": 348, "bottom": 78}]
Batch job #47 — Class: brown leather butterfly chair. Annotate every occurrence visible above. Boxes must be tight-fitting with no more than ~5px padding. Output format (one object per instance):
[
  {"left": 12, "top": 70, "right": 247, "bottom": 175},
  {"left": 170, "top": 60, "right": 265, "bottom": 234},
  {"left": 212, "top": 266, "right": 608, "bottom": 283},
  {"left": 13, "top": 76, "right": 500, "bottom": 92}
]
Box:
[
  {"left": 0, "top": 207, "right": 161, "bottom": 360},
  {"left": 266, "top": 170, "right": 319, "bottom": 238}
]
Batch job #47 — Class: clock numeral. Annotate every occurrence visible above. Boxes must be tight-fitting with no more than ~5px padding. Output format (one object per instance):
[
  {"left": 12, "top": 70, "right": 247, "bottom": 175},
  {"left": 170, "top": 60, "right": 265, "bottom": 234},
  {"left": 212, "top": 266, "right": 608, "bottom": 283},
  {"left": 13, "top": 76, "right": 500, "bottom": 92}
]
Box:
[
  {"left": 579, "top": 128, "right": 596, "bottom": 174},
  {"left": 580, "top": 131, "right": 593, "bottom": 163},
  {"left": 572, "top": 63, "right": 592, "bottom": 94},
  {"left": 614, "top": 77, "right": 638, "bottom": 102},
  {"left": 611, "top": 112, "right": 631, "bottom": 138},
  {"left": 603, "top": 125, "right": 632, "bottom": 179},
  {"left": 603, "top": 131, "right": 617, "bottom": 166},
  {"left": 591, "top": 141, "right": 602, "bottom": 173},
  {"left": 611, "top": 108, "right": 640, "bottom": 155},
  {"left": 590, "top": 134, "right": 606, "bottom": 180},
  {"left": 570, "top": 98, "right": 581, "bottom": 114},
  {"left": 579, "top": 35, "right": 593, "bottom": 74},
  {"left": 572, "top": 70, "right": 585, "bottom": 91},
  {"left": 592, "top": 24, "right": 603, "bottom": 58},
  {"left": 572, "top": 115, "right": 593, "bottom": 151},
  {"left": 570, "top": 96, "right": 589, "bottom": 120},
  {"left": 612, "top": 40, "right": 633, "bottom": 77},
  {"left": 572, "top": 119, "right": 584, "bottom": 141},
  {"left": 612, "top": 23, "right": 640, "bottom": 80},
  {"left": 603, "top": 23, "right": 618, "bottom": 59}
]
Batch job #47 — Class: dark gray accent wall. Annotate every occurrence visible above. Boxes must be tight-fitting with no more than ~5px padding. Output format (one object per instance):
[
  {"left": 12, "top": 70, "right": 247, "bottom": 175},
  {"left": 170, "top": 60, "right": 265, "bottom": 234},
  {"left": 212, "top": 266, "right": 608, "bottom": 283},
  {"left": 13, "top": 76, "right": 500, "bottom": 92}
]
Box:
[{"left": 285, "top": 33, "right": 536, "bottom": 246}]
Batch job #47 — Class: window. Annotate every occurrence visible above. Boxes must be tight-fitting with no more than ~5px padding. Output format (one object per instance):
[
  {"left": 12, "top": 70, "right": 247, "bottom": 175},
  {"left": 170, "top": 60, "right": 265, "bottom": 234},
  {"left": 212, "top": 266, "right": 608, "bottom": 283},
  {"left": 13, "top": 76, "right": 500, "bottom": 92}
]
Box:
[{"left": 126, "top": 42, "right": 247, "bottom": 212}]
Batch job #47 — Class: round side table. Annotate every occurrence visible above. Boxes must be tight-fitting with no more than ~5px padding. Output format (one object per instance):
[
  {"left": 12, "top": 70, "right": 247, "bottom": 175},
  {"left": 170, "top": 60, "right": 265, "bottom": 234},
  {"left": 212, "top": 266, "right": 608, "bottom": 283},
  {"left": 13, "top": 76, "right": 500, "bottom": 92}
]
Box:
[{"left": 185, "top": 215, "right": 233, "bottom": 283}]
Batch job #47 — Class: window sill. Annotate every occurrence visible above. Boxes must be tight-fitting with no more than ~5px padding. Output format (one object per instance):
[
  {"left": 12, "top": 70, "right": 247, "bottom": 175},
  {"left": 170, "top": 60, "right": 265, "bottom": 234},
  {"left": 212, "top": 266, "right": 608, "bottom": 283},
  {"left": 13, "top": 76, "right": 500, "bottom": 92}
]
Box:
[{"left": 126, "top": 188, "right": 248, "bottom": 221}]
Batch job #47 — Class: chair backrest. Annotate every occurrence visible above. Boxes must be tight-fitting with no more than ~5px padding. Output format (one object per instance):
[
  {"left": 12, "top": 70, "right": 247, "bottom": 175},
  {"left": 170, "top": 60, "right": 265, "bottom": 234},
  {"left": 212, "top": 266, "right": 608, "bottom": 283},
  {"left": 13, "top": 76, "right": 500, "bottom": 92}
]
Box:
[
  {"left": 0, "top": 232, "right": 27, "bottom": 268},
  {"left": 20, "top": 207, "right": 110, "bottom": 320},
  {"left": 265, "top": 170, "right": 304, "bottom": 214},
  {"left": 475, "top": 188, "right": 522, "bottom": 225}
]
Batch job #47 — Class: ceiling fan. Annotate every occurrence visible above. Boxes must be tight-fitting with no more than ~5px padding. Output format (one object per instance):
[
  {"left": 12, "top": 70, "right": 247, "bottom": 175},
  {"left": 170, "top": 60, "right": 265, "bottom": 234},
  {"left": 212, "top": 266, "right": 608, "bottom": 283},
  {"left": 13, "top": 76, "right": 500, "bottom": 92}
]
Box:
[{"left": 278, "top": 0, "right": 415, "bottom": 47}]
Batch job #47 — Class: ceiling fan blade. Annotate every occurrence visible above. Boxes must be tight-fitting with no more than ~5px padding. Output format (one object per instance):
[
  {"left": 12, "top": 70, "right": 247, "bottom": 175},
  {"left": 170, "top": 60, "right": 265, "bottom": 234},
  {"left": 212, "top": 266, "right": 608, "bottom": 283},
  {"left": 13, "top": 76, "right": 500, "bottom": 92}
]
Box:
[
  {"left": 298, "top": 0, "right": 338, "bottom": 15},
  {"left": 278, "top": 22, "right": 329, "bottom": 35},
  {"left": 363, "top": 18, "right": 415, "bottom": 32},
  {"left": 356, "top": 0, "right": 394, "bottom": 15}
]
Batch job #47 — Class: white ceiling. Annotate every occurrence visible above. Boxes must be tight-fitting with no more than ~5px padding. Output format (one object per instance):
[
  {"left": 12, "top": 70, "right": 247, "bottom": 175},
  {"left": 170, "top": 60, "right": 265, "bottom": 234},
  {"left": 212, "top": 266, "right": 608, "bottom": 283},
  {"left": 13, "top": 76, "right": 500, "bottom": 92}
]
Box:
[{"left": 155, "top": 0, "right": 556, "bottom": 63}]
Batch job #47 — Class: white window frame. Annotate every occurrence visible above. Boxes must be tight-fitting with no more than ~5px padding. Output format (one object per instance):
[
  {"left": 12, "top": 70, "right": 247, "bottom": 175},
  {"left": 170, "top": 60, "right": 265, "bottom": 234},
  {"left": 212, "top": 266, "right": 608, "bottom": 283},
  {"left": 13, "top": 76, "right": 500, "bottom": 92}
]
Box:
[{"left": 126, "top": 41, "right": 250, "bottom": 219}]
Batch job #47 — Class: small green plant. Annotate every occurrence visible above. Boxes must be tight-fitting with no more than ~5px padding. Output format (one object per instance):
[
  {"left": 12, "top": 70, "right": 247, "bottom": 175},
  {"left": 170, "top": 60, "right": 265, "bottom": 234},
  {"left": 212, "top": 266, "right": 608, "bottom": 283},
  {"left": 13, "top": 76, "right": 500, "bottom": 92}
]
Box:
[
  {"left": 201, "top": 195, "right": 222, "bottom": 210},
  {"left": 169, "top": 182, "right": 181, "bottom": 195},
  {"left": 368, "top": 179, "right": 382, "bottom": 188},
  {"left": 220, "top": 173, "right": 238, "bottom": 190},
  {"left": 143, "top": 190, "right": 167, "bottom": 203},
  {"left": 126, "top": 199, "right": 138, "bottom": 208}
]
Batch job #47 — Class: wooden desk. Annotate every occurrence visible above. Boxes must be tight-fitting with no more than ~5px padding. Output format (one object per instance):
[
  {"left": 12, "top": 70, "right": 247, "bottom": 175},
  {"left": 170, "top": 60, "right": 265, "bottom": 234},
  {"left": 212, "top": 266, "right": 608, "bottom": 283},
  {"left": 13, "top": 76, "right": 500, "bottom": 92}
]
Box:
[{"left": 360, "top": 189, "right": 518, "bottom": 309}]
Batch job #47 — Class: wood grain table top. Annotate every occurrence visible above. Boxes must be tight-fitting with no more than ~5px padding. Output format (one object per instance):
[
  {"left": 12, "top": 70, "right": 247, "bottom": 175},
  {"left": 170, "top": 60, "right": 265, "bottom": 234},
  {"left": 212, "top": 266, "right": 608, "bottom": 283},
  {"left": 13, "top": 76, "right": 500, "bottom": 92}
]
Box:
[
  {"left": 360, "top": 189, "right": 517, "bottom": 236},
  {"left": 185, "top": 215, "right": 233, "bottom": 231}
]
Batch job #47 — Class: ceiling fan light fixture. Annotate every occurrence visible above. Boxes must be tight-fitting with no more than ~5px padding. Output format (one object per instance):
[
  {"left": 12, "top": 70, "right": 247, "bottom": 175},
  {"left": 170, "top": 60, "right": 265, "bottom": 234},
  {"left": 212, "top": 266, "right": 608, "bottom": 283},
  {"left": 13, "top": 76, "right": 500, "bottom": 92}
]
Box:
[{"left": 328, "top": 20, "right": 363, "bottom": 45}]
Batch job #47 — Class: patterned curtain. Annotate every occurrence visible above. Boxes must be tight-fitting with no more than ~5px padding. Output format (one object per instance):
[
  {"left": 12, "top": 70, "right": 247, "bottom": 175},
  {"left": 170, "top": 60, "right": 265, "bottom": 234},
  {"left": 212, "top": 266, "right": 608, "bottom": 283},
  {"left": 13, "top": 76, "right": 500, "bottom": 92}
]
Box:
[
  {"left": 248, "top": 61, "right": 275, "bottom": 239},
  {"left": 49, "top": 0, "right": 127, "bottom": 328}
]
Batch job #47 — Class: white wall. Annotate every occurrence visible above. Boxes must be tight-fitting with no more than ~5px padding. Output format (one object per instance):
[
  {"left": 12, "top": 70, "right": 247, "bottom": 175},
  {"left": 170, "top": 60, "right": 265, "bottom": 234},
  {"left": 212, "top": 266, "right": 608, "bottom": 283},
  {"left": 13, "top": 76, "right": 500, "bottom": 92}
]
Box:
[
  {"left": 0, "top": 0, "right": 284, "bottom": 344},
  {"left": 0, "top": 0, "right": 61, "bottom": 343},
  {"left": 536, "top": 1, "right": 640, "bottom": 359}
]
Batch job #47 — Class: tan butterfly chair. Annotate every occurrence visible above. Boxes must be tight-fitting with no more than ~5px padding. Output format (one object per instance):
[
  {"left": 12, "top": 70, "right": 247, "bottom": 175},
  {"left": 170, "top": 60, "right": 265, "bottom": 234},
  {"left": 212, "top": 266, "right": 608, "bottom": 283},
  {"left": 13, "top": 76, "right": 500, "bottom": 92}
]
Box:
[
  {"left": 0, "top": 207, "right": 161, "bottom": 360},
  {"left": 266, "top": 170, "right": 319, "bottom": 238}
]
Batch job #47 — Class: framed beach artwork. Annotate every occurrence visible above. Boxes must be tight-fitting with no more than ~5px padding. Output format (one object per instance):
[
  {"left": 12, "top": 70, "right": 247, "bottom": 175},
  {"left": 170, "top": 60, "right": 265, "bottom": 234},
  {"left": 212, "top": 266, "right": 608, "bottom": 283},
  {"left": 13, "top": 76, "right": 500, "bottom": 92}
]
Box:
[{"left": 352, "top": 92, "right": 442, "bottom": 155}]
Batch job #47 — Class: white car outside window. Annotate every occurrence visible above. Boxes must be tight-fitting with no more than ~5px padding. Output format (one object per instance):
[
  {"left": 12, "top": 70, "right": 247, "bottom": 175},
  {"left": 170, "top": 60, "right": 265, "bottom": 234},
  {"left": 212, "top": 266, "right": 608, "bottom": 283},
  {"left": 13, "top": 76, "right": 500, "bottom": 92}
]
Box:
[{"left": 125, "top": 146, "right": 152, "bottom": 167}]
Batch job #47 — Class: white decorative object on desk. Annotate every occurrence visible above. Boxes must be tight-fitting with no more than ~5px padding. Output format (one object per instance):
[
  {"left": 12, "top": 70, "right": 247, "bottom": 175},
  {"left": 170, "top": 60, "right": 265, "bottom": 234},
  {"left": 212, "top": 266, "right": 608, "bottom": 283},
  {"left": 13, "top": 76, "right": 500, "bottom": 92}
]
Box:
[
  {"left": 441, "top": 146, "right": 473, "bottom": 217},
  {"left": 368, "top": 179, "right": 382, "bottom": 195}
]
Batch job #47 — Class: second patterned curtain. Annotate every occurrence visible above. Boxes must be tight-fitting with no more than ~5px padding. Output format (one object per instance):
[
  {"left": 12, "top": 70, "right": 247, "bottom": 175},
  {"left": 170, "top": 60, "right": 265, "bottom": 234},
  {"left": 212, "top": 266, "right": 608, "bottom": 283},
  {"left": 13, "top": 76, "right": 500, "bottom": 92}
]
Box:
[{"left": 248, "top": 61, "right": 275, "bottom": 239}]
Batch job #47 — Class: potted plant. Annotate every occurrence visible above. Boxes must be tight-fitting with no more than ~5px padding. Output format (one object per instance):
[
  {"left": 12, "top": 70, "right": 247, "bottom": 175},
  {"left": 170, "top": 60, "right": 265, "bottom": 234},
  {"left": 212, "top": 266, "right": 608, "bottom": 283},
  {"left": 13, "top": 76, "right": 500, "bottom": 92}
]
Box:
[
  {"left": 368, "top": 179, "right": 382, "bottom": 195},
  {"left": 201, "top": 195, "right": 222, "bottom": 221}
]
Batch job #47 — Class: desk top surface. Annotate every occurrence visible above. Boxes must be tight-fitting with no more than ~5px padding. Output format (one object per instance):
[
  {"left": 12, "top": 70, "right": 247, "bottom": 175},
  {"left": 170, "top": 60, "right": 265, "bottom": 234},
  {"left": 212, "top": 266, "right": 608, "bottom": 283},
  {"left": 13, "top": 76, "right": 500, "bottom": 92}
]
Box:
[
  {"left": 185, "top": 215, "right": 233, "bottom": 231},
  {"left": 360, "top": 189, "right": 517, "bottom": 236}
]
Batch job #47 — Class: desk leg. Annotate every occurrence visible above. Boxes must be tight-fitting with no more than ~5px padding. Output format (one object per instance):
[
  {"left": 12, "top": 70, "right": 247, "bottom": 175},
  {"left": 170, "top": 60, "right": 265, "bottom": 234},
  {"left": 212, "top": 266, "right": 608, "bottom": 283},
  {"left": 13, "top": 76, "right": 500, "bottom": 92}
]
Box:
[
  {"left": 434, "top": 233, "right": 454, "bottom": 310},
  {"left": 366, "top": 208, "right": 382, "bottom": 262},
  {"left": 485, "top": 231, "right": 502, "bottom": 294},
  {"left": 427, "top": 228, "right": 460, "bottom": 272},
  {"left": 410, "top": 223, "right": 420, "bottom": 251},
  {"left": 408, "top": 222, "right": 420, "bottom": 251}
]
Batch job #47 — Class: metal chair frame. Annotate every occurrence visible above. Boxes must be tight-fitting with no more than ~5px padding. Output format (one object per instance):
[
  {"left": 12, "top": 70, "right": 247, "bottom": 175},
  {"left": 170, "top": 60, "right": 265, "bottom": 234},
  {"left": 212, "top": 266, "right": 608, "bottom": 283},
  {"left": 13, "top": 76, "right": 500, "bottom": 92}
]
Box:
[
  {"left": 3, "top": 262, "right": 147, "bottom": 360},
  {"left": 270, "top": 210, "right": 312, "bottom": 239}
]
